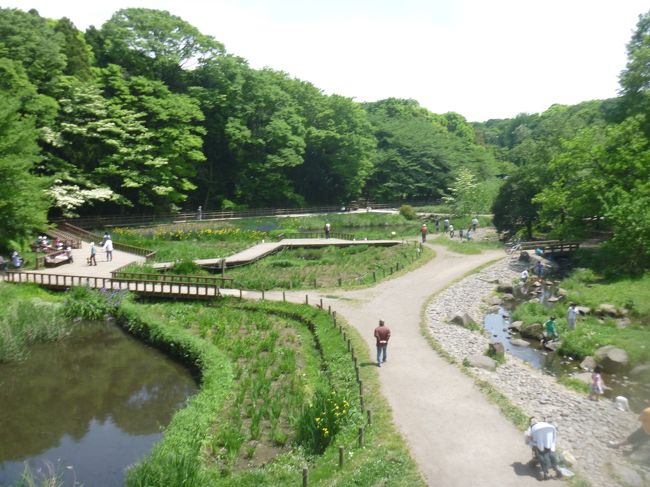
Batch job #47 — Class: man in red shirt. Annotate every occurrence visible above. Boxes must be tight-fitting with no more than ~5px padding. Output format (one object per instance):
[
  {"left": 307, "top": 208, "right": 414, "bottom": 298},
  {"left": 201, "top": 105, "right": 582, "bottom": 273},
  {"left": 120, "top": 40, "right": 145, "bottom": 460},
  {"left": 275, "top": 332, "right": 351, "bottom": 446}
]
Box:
[{"left": 374, "top": 320, "right": 391, "bottom": 367}]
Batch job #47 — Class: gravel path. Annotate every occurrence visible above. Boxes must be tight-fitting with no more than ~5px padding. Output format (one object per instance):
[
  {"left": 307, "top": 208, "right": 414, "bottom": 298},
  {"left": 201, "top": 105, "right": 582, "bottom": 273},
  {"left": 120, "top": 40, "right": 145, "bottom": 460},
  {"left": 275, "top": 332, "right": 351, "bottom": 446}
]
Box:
[{"left": 425, "top": 257, "right": 647, "bottom": 487}]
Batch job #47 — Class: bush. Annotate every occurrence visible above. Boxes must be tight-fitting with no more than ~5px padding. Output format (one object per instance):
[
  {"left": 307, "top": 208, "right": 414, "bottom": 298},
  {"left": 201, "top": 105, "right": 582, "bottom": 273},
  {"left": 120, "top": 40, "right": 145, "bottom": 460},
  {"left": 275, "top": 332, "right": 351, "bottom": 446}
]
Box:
[
  {"left": 296, "top": 388, "right": 351, "bottom": 454},
  {"left": 63, "top": 286, "right": 128, "bottom": 320},
  {"left": 399, "top": 204, "right": 416, "bottom": 220}
]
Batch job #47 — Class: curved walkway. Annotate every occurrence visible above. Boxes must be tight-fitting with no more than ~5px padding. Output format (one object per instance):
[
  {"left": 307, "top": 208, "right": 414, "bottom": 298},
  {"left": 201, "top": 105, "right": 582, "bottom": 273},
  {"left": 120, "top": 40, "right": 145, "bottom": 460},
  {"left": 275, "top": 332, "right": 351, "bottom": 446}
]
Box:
[{"left": 266, "top": 244, "right": 539, "bottom": 486}]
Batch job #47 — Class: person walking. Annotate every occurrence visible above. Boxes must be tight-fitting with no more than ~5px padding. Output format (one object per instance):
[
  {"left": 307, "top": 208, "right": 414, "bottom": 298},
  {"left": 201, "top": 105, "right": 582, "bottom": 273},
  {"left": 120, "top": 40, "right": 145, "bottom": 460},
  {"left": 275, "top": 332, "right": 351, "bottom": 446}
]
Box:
[
  {"left": 420, "top": 224, "right": 428, "bottom": 243},
  {"left": 443, "top": 218, "right": 449, "bottom": 233},
  {"left": 567, "top": 302, "right": 578, "bottom": 331},
  {"left": 197, "top": 205, "right": 203, "bottom": 221},
  {"left": 89, "top": 242, "right": 97, "bottom": 266},
  {"left": 374, "top": 320, "right": 391, "bottom": 367},
  {"left": 434, "top": 218, "right": 440, "bottom": 233},
  {"left": 103, "top": 237, "right": 114, "bottom": 262},
  {"left": 471, "top": 217, "right": 479, "bottom": 231},
  {"left": 324, "top": 222, "right": 331, "bottom": 239},
  {"left": 525, "top": 418, "right": 562, "bottom": 481},
  {"left": 589, "top": 365, "right": 605, "bottom": 401},
  {"left": 448, "top": 224, "right": 455, "bottom": 238}
]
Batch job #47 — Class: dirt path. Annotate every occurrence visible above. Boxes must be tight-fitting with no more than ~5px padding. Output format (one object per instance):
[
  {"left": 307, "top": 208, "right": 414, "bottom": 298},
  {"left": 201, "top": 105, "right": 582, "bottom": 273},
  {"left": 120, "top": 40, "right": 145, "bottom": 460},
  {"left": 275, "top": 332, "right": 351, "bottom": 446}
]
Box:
[{"left": 269, "top": 244, "right": 540, "bottom": 486}]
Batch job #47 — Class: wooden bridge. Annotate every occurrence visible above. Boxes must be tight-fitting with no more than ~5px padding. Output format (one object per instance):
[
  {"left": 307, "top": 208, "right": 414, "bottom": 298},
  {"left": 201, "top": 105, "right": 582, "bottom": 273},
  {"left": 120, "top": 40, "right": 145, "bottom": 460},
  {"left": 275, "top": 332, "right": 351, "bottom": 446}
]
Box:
[{"left": 514, "top": 240, "right": 580, "bottom": 256}]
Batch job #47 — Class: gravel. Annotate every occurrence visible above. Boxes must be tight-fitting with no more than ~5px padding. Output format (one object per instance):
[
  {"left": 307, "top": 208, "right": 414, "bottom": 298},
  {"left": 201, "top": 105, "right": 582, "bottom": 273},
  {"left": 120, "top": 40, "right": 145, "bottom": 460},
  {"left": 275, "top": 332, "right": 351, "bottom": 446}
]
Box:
[{"left": 425, "top": 258, "right": 647, "bottom": 487}]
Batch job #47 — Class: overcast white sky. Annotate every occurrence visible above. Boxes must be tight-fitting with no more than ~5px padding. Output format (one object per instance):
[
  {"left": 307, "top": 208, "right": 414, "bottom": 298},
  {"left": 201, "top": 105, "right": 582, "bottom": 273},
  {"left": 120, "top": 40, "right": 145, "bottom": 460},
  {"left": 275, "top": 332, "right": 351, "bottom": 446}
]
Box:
[{"left": 2, "top": 0, "right": 648, "bottom": 121}]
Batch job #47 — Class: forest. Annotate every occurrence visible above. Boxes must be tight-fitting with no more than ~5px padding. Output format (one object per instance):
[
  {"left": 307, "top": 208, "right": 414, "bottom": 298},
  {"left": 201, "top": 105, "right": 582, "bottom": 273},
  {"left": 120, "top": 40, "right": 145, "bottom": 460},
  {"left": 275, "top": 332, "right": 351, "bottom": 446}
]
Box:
[{"left": 0, "top": 6, "right": 649, "bottom": 271}]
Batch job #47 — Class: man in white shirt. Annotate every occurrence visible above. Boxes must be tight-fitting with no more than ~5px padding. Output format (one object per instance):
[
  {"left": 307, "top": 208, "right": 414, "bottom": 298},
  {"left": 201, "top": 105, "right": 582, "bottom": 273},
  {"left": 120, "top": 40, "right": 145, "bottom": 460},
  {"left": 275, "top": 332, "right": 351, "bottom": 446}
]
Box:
[{"left": 525, "top": 419, "right": 561, "bottom": 481}]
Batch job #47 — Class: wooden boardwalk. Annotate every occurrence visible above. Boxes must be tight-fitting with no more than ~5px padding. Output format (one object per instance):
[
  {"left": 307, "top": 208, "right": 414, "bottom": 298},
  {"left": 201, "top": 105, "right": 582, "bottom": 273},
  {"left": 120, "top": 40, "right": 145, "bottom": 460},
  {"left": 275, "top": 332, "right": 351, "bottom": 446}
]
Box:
[
  {"left": 3, "top": 236, "right": 403, "bottom": 299},
  {"left": 152, "top": 237, "right": 402, "bottom": 270}
]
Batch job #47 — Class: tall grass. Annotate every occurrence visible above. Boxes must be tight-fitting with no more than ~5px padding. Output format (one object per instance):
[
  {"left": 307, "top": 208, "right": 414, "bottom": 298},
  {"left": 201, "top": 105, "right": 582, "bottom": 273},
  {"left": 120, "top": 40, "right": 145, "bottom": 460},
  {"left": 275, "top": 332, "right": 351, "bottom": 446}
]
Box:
[{"left": 0, "top": 283, "right": 69, "bottom": 363}]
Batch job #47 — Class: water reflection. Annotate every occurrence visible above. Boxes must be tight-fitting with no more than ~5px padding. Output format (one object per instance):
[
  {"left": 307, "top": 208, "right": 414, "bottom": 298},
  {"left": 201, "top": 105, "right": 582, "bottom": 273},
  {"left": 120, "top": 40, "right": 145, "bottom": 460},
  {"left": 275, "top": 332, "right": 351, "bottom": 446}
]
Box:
[{"left": 0, "top": 321, "right": 197, "bottom": 486}]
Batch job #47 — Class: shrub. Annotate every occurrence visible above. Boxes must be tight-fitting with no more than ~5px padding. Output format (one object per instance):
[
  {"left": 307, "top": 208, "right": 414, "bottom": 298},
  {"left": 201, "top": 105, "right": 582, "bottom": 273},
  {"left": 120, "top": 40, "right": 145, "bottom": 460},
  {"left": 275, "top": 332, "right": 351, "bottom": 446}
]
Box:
[
  {"left": 63, "top": 286, "right": 128, "bottom": 320},
  {"left": 399, "top": 204, "right": 416, "bottom": 220}
]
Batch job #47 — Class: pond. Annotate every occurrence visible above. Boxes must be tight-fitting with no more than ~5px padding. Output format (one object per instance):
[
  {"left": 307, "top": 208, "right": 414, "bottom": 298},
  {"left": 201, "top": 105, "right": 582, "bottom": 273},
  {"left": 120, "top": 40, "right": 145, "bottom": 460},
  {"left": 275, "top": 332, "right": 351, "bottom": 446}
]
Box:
[{"left": 0, "top": 321, "right": 198, "bottom": 486}]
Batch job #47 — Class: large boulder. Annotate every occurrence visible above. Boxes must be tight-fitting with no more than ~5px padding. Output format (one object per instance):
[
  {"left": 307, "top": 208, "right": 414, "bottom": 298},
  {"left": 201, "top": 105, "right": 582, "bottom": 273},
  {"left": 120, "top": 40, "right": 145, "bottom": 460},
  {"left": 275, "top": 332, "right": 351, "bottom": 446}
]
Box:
[
  {"left": 449, "top": 312, "right": 477, "bottom": 329},
  {"left": 575, "top": 305, "right": 591, "bottom": 316},
  {"left": 510, "top": 338, "right": 530, "bottom": 347},
  {"left": 509, "top": 320, "right": 523, "bottom": 332},
  {"left": 489, "top": 342, "right": 505, "bottom": 358},
  {"left": 596, "top": 303, "right": 620, "bottom": 317},
  {"left": 594, "top": 345, "right": 630, "bottom": 373},
  {"left": 465, "top": 354, "right": 497, "bottom": 371},
  {"left": 629, "top": 363, "right": 650, "bottom": 378},
  {"left": 521, "top": 322, "right": 544, "bottom": 340},
  {"left": 544, "top": 340, "right": 561, "bottom": 352},
  {"left": 518, "top": 251, "right": 531, "bottom": 262},
  {"left": 580, "top": 356, "right": 597, "bottom": 371}
]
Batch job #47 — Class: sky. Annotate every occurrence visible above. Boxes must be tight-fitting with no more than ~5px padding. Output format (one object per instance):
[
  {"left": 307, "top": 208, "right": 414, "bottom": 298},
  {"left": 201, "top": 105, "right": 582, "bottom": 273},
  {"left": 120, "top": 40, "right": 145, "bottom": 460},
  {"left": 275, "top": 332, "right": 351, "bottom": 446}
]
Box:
[{"left": 2, "top": 0, "right": 648, "bottom": 121}]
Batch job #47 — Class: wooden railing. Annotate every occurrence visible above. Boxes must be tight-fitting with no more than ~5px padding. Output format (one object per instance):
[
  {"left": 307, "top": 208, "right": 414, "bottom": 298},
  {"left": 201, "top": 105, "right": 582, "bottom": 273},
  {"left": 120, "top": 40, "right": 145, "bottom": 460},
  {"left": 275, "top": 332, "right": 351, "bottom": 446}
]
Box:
[
  {"left": 0, "top": 271, "right": 225, "bottom": 299},
  {"left": 46, "top": 229, "right": 82, "bottom": 249},
  {"left": 59, "top": 223, "right": 157, "bottom": 259},
  {"left": 515, "top": 240, "right": 580, "bottom": 254},
  {"left": 111, "top": 271, "right": 232, "bottom": 285},
  {"left": 279, "top": 232, "right": 356, "bottom": 241}
]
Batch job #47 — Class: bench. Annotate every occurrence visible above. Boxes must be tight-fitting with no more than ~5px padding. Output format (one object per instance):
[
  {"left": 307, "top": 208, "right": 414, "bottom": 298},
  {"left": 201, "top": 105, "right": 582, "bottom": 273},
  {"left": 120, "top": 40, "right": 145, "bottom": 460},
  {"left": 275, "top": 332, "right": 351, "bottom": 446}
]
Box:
[{"left": 44, "top": 250, "right": 72, "bottom": 267}]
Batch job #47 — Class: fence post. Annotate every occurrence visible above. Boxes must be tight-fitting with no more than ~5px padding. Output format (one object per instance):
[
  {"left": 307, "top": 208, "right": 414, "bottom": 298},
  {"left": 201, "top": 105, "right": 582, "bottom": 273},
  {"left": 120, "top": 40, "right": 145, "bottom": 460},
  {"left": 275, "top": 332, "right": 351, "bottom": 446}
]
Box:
[
  {"left": 305, "top": 294, "right": 309, "bottom": 305},
  {"left": 339, "top": 446, "right": 345, "bottom": 468},
  {"left": 303, "top": 467, "right": 308, "bottom": 487},
  {"left": 358, "top": 427, "right": 364, "bottom": 448},
  {"left": 367, "top": 409, "right": 372, "bottom": 425},
  {"left": 373, "top": 271, "right": 376, "bottom": 282},
  {"left": 239, "top": 289, "right": 243, "bottom": 299},
  {"left": 261, "top": 290, "right": 265, "bottom": 300},
  {"left": 319, "top": 298, "right": 323, "bottom": 308},
  {"left": 283, "top": 291, "right": 286, "bottom": 302},
  {"left": 338, "top": 277, "right": 342, "bottom": 287}
]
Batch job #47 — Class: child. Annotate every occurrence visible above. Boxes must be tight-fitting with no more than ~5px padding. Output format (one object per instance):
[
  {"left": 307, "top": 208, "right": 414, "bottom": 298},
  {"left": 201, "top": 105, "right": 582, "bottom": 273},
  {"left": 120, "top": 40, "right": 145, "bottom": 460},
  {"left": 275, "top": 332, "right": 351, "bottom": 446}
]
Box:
[{"left": 589, "top": 365, "right": 604, "bottom": 401}]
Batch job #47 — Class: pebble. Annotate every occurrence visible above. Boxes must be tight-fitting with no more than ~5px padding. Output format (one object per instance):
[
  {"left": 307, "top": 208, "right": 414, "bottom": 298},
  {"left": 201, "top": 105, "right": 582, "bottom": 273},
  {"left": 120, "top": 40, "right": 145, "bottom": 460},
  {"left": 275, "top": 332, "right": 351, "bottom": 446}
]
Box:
[{"left": 425, "top": 258, "right": 647, "bottom": 487}]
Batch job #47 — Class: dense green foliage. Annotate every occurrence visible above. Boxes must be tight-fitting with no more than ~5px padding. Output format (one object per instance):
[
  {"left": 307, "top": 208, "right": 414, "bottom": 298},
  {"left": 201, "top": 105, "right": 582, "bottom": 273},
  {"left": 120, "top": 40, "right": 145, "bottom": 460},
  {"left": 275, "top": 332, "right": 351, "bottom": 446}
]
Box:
[
  {"left": 1, "top": 6, "right": 500, "bottom": 250},
  {"left": 481, "top": 10, "right": 650, "bottom": 272}
]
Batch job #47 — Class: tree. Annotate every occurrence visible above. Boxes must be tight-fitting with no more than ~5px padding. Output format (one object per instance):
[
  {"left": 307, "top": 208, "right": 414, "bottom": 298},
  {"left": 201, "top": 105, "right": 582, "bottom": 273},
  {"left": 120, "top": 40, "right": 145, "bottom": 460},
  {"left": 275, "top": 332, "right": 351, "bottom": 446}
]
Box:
[
  {"left": 54, "top": 17, "right": 94, "bottom": 81},
  {"left": 492, "top": 166, "right": 544, "bottom": 239},
  {"left": 619, "top": 9, "right": 650, "bottom": 122},
  {"left": 0, "top": 8, "right": 66, "bottom": 87},
  {"left": 0, "top": 93, "right": 50, "bottom": 248},
  {"left": 95, "top": 8, "right": 224, "bottom": 89}
]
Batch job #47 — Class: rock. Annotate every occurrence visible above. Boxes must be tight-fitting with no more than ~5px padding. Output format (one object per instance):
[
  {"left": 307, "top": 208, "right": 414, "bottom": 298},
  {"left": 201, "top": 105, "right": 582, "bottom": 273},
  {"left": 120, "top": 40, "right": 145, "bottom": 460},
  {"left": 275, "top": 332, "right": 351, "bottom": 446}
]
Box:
[
  {"left": 616, "top": 317, "right": 631, "bottom": 329},
  {"left": 497, "top": 284, "right": 514, "bottom": 294},
  {"left": 501, "top": 293, "right": 515, "bottom": 302},
  {"left": 489, "top": 341, "right": 505, "bottom": 357},
  {"left": 575, "top": 305, "right": 591, "bottom": 316},
  {"left": 521, "top": 322, "right": 543, "bottom": 340},
  {"left": 557, "top": 287, "right": 568, "bottom": 296},
  {"left": 596, "top": 303, "right": 620, "bottom": 317},
  {"left": 465, "top": 354, "right": 497, "bottom": 371},
  {"left": 580, "top": 356, "right": 597, "bottom": 371},
  {"left": 594, "top": 346, "right": 630, "bottom": 373},
  {"left": 509, "top": 320, "right": 523, "bottom": 332},
  {"left": 449, "top": 312, "right": 477, "bottom": 329},
  {"left": 518, "top": 251, "right": 530, "bottom": 262},
  {"left": 547, "top": 295, "right": 562, "bottom": 303},
  {"left": 629, "top": 363, "right": 650, "bottom": 378},
  {"left": 485, "top": 295, "right": 502, "bottom": 306},
  {"left": 609, "top": 463, "right": 645, "bottom": 487},
  {"left": 561, "top": 450, "right": 576, "bottom": 466},
  {"left": 528, "top": 298, "right": 540, "bottom": 303},
  {"left": 510, "top": 338, "right": 530, "bottom": 347},
  {"left": 544, "top": 340, "right": 561, "bottom": 352}
]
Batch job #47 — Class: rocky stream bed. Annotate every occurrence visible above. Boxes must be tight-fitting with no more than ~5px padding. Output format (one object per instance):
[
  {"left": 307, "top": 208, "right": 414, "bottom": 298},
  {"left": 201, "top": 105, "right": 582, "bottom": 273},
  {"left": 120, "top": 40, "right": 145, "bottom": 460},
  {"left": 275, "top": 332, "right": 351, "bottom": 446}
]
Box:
[{"left": 425, "top": 257, "right": 649, "bottom": 487}]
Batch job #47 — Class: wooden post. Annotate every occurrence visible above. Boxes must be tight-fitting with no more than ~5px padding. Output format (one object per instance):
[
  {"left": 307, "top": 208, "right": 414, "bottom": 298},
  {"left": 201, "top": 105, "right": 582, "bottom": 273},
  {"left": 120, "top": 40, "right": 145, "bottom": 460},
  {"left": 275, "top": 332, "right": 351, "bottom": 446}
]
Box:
[
  {"left": 355, "top": 365, "right": 359, "bottom": 381},
  {"left": 320, "top": 298, "right": 323, "bottom": 309},
  {"left": 347, "top": 339, "right": 351, "bottom": 352},
  {"left": 239, "top": 289, "right": 242, "bottom": 299},
  {"left": 328, "top": 305, "right": 331, "bottom": 314},
  {"left": 339, "top": 446, "right": 344, "bottom": 468},
  {"left": 303, "top": 467, "right": 308, "bottom": 487},
  {"left": 305, "top": 294, "right": 309, "bottom": 305},
  {"left": 367, "top": 409, "right": 372, "bottom": 425},
  {"left": 373, "top": 271, "right": 376, "bottom": 282},
  {"left": 359, "top": 380, "right": 363, "bottom": 396},
  {"left": 358, "top": 427, "right": 364, "bottom": 448},
  {"left": 338, "top": 277, "right": 342, "bottom": 287},
  {"left": 283, "top": 291, "right": 286, "bottom": 302},
  {"left": 221, "top": 258, "right": 226, "bottom": 279},
  {"left": 261, "top": 290, "right": 265, "bottom": 300}
]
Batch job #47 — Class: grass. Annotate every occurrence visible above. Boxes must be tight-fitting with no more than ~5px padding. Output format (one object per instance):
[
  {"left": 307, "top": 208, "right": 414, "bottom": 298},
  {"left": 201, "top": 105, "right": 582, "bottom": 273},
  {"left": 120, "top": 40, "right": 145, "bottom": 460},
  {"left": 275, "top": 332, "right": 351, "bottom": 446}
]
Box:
[
  {"left": 222, "top": 243, "right": 432, "bottom": 290},
  {"left": 117, "top": 297, "right": 424, "bottom": 486},
  {"left": 430, "top": 234, "right": 501, "bottom": 255},
  {"left": 557, "top": 375, "right": 590, "bottom": 394},
  {"left": 0, "top": 283, "right": 69, "bottom": 363}
]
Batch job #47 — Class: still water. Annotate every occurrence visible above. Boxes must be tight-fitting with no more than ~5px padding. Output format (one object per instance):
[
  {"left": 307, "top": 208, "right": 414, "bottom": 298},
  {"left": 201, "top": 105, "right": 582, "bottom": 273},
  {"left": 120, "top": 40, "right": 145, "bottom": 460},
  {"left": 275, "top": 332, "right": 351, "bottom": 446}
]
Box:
[{"left": 0, "top": 321, "right": 198, "bottom": 486}]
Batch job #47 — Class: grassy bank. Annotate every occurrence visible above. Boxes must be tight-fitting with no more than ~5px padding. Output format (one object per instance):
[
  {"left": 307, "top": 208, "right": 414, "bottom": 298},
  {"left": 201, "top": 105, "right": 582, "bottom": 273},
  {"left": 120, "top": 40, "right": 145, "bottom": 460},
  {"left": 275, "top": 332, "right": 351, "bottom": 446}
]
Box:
[
  {"left": 511, "top": 269, "right": 650, "bottom": 366},
  {"left": 119, "top": 297, "right": 423, "bottom": 486},
  {"left": 431, "top": 234, "right": 501, "bottom": 255},
  {"left": 0, "top": 283, "right": 68, "bottom": 363}
]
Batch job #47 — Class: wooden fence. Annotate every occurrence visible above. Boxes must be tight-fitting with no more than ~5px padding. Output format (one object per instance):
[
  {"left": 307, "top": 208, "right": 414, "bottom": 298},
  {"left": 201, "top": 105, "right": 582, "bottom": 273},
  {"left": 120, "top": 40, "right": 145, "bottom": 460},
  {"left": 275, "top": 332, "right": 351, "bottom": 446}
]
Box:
[{"left": 59, "top": 223, "right": 157, "bottom": 259}]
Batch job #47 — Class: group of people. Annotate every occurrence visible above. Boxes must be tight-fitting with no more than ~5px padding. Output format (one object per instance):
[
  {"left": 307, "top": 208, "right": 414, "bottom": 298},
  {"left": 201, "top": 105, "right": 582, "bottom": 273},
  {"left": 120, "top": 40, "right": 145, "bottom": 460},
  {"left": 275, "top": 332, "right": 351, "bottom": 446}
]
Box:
[
  {"left": 541, "top": 302, "right": 579, "bottom": 343},
  {"left": 88, "top": 233, "right": 114, "bottom": 265},
  {"left": 420, "top": 217, "right": 479, "bottom": 243}
]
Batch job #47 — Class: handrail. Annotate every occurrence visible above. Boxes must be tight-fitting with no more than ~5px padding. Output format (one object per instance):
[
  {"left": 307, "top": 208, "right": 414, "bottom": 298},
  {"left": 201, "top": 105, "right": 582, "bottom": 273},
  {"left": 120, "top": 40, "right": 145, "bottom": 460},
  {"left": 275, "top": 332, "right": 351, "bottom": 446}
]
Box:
[
  {"left": 59, "top": 222, "right": 157, "bottom": 260},
  {"left": 281, "top": 232, "right": 356, "bottom": 241},
  {"left": 111, "top": 271, "right": 232, "bottom": 283}
]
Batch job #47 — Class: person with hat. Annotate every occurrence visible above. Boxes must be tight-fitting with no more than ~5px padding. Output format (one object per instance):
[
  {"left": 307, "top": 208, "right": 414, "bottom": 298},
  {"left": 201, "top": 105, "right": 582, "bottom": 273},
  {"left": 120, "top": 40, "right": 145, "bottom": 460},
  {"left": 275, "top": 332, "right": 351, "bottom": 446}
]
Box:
[
  {"left": 420, "top": 223, "right": 428, "bottom": 243},
  {"left": 89, "top": 242, "right": 97, "bottom": 266}
]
